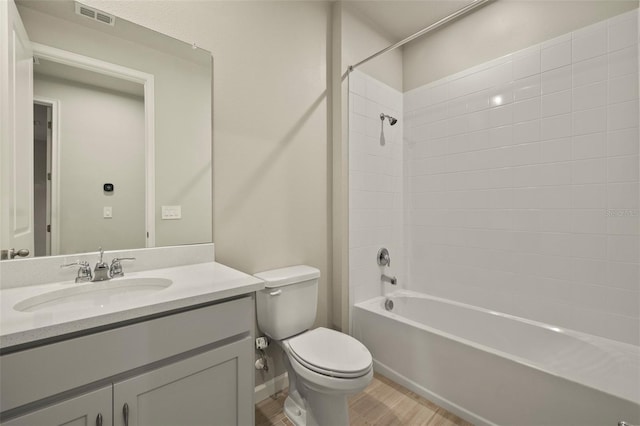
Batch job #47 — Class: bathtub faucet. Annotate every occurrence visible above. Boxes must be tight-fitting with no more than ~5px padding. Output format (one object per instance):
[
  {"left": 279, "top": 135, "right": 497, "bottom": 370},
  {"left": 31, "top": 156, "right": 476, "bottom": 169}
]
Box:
[{"left": 381, "top": 274, "right": 397, "bottom": 285}]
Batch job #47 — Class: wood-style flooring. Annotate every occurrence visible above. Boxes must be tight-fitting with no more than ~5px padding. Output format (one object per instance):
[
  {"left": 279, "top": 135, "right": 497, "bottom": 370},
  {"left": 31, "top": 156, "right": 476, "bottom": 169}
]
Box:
[{"left": 255, "top": 373, "right": 473, "bottom": 426}]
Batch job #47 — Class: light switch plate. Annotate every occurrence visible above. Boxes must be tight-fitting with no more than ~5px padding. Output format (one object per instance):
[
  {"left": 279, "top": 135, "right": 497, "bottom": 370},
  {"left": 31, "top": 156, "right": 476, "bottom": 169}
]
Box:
[
  {"left": 162, "top": 205, "right": 181, "bottom": 220},
  {"left": 103, "top": 206, "right": 112, "bottom": 218}
]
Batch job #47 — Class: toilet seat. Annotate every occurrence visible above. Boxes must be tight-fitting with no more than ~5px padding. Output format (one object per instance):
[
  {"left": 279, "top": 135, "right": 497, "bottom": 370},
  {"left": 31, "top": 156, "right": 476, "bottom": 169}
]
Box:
[{"left": 285, "top": 327, "right": 372, "bottom": 379}]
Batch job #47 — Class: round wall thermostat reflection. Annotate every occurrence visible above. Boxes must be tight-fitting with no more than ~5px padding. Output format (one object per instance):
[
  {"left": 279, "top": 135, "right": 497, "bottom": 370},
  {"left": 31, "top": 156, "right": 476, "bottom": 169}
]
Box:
[{"left": 103, "top": 183, "right": 114, "bottom": 192}]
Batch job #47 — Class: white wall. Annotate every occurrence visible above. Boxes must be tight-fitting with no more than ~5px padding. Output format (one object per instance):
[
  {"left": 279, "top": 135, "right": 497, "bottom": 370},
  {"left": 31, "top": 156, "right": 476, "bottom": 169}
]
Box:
[
  {"left": 81, "top": 0, "right": 333, "bottom": 386},
  {"left": 342, "top": 4, "right": 403, "bottom": 92},
  {"left": 403, "top": 0, "right": 638, "bottom": 91},
  {"left": 35, "top": 75, "right": 146, "bottom": 254},
  {"left": 348, "top": 70, "right": 403, "bottom": 313},
  {"left": 404, "top": 9, "right": 640, "bottom": 345}
]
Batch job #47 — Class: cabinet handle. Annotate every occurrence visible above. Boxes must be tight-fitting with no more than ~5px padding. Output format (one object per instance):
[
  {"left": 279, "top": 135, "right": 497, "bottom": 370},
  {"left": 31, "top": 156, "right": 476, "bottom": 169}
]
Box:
[
  {"left": 96, "top": 413, "right": 103, "bottom": 426},
  {"left": 123, "top": 403, "right": 129, "bottom": 426}
]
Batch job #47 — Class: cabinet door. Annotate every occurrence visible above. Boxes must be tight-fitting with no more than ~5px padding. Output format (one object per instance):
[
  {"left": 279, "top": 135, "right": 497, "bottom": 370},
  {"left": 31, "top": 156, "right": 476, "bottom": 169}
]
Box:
[
  {"left": 114, "top": 336, "right": 253, "bottom": 426},
  {"left": 1, "top": 386, "right": 112, "bottom": 426}
]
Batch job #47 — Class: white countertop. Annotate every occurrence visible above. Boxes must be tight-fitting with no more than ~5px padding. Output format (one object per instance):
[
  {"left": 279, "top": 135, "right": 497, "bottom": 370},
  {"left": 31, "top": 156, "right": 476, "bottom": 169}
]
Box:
[{"left": 0, "top": 262, "right": 264, "bottom": 350}]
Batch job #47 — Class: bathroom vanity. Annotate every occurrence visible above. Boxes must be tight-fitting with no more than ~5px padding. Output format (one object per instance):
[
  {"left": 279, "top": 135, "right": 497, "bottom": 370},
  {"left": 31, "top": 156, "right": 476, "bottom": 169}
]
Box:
[{"left": 0, "top": 245, "right": 264, "bottom": 426}]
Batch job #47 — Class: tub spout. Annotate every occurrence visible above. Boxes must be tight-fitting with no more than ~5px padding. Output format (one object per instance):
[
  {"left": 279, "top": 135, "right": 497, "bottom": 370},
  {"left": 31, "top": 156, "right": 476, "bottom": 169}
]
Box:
[{"left": 382, "top": 274, "right": 397, "bottom": 285}]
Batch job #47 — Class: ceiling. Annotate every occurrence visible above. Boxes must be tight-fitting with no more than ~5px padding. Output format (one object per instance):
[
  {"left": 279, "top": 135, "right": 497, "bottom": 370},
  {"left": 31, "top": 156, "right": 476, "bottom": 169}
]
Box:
[{"left": 343, "top": 1, "right": 477, "bottom": 42}]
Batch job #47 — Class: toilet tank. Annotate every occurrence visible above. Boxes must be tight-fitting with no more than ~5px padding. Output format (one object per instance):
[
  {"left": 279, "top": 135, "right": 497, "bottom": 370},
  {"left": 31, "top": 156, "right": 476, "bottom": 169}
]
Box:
[{"left": 255, "top": 265, "right": 320, "bottom": 340}]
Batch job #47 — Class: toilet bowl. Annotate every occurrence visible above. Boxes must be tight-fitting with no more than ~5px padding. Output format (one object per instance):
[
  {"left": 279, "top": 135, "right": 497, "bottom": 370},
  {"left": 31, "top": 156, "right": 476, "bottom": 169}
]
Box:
[{"left": 254, "top": 266, "right": 373, "bottom": 426}]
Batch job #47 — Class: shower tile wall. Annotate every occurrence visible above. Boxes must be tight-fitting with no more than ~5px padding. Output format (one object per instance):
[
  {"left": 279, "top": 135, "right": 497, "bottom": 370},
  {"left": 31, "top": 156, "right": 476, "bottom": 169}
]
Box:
[
  {"left": 404, "top": 10, "right": 639, "bottom": 345},
  {"left": 349, "top": 70, "right": 404, "bottom": 308}
]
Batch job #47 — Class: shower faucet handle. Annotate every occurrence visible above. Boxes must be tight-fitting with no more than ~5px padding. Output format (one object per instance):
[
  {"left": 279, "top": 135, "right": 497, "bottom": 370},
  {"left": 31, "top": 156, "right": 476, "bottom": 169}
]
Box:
[{"left": 377, "top": 248, "right": 391, "bottom": 267}]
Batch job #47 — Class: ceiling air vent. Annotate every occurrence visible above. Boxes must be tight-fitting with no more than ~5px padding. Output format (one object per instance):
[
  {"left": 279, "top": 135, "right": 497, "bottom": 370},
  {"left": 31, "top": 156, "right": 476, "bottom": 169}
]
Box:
[{"left": 74, "top": 3, "right": 115, "bottom": 26}]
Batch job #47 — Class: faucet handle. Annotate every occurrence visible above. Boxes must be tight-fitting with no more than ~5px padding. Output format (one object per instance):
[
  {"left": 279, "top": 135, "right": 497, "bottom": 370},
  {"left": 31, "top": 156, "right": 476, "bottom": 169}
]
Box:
[
  {"left": 110, "top": 257, "right": 136, "bottom": 278},
  {"left": 61, "top": 260, "right": 93, "bottom": 283},
  {"left": 377, "top": 248, "right": 391, "bottom": 267},
  {"left": 60, "top": 260, "right": 89, "bottom": 268}
]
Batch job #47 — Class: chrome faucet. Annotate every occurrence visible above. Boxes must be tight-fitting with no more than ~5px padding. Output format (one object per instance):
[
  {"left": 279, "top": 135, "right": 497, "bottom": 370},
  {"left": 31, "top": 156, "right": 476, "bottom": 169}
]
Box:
[
  {"left": 381, "top": 274, "right": 397, "bottom": 285},
  {"left": 93, "top": 247, "right": 110, "bottom": 281},
  {"left": 61, "top": 260, "right": 93, "bottom": 283},
  {"left": 110, "top": 257, "right": 136, "bottom": 278},
  {"left": 377, "top": 248, "right": 391, "bottom": 267},
  {"left": 61, "top": 248, "right": 136, "bottom": 283}
]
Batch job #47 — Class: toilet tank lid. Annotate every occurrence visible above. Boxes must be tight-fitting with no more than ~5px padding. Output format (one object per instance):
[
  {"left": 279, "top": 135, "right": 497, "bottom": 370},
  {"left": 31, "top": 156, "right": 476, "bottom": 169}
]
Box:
[{"left": 254, "top": 265, "right": 320, "bottom": 288}]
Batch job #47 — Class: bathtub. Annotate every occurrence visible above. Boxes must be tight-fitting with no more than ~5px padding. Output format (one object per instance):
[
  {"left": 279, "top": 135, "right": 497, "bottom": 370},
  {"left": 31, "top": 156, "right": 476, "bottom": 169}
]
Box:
[{"left": 353, "top": 290, "right": 640, "bottom": 426}]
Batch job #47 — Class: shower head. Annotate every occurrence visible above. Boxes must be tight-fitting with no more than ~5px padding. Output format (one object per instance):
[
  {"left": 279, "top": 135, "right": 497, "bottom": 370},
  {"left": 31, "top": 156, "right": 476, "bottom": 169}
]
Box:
[{"left": 380, "top": 113, "right": 398, "bottom": 126}]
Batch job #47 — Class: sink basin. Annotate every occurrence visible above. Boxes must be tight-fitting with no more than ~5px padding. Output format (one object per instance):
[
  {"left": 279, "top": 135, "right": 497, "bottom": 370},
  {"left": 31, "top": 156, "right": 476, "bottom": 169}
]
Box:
[{"left": 14, "top": 278, "right": 173, "bottom": 313}]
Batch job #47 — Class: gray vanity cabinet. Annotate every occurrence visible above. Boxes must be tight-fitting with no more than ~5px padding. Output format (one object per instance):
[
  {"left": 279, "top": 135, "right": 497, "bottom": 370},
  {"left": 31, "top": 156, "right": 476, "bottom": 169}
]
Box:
[
  {"left": 0, "top": 296, "right": 255, "bottom": 426},
  {"left": 1, "top": 387, "right": 112, "bottom": 426},
  {"left": 113, "top": 339, "right": 250, "bottom": 426}
]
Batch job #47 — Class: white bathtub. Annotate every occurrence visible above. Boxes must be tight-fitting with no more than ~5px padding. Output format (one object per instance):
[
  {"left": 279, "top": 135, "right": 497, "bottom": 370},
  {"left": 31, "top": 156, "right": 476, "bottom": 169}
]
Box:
[{"left": 353, "top": 290, "right": 640, "bottom": 426}]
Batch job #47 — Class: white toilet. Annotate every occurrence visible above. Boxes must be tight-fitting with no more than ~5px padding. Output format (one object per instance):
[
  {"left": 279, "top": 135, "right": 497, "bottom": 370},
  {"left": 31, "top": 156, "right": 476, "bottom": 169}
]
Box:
[{"left": 255, "top": 265, "right": 373, "bottom": 426}]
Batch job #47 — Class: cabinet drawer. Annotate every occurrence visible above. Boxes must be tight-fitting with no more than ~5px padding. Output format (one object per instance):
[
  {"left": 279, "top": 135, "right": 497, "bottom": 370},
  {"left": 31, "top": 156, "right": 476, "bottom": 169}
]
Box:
[{"left": 1, "top": 296, "right": 253, "bottom": 413}]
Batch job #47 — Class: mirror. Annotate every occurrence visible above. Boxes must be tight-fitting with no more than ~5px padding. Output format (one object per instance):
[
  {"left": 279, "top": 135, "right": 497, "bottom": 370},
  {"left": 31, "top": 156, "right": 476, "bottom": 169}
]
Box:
[{"left": 12, "top": 0, "right": 212, "bottom": 257}]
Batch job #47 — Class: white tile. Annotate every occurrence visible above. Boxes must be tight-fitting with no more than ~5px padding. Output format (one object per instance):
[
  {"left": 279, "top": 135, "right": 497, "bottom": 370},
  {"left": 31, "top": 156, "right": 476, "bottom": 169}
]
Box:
[
  {"left": 572, "top": 132, "right": 606, "bottom": 160},
  {"left": 447, "top": 97, "right": 468, "bottom": 117},
  {"left": 571, "top": 209, "right": 607, "bottom": 234},
  {"left": 608, "top": 12, "right": 638, "bottom": 52},
  {"left": 513, "top": 120, "right": 540, "bottom": 145},
  {"left": 572, "top": 258, "right": 608, "bottom": 285},
  {"left": 447, "top": 115, "right": 469, "bottom": 136},
  {"left": 542, "top": 65, "right": 572, "bottom": 94},
  {"left": 608, "top": 101, "right": 639, "bottom": 131},
  {"left": 513, "top": 50, "right": 541, "bottom": 80},
  {"left": 488, "top": 83, "right": 515, "bottom": 107},
  {"left": 539, "top": 162, "right": 571, "bottom": 186},
  {"left": 539, "top": 209, "right": 572, "bottom": 232},
  {"left": 609, "top": 46, "right": 638, "bottom": 78},
  {"left": 466, "top": 89, "right": 490, "bottom": 112},
  {"left": 514, "top": 75, "right": 541, "bottom": 101},
  {"left": 573, "top": 25, "right": 607, "bottom": 62},
  {"left": 607, "top": 261, "right": 640, "bottom": 291},
  {"left": 608, "top": 155, "right": 639, "bottom": 182},
  {"left": 468, "top": 110, "right": 490, "bottom": 132},
  {"left": 573, "top": 82, "right": 607, "bottom": 111},
  {"left": 489, "top": 126, "right": 513, "bottom": 148},
  {"left": 608, "top": 214, "right": 639, "bottom": 235},
  {"left": 573, "top": 55, "right": 608, "bottom": 87},
  {"left": 607, "top": 182, "right": 640, "bottom": 209},
  {"left": 541, "top": 114, "right": 571, "bottom": 140},
  {"left": 513, "top": 98, "right": 540, "bottom": 123},
  {"left": 608, "top": 74, "right": 639, "bottom": 105},
  {"left": 541, "top": 90, "right": 572, "bottom": 118},
  {"left": 541, "top": 138, "right": 572, "bottom": 163},
  {"left": 490, "top": 104, "right": 513, "bottom": 127},
  {"left": 349, "top": 72, "right": 366, "bottom": 96},
  {"left": 512, "top": 165, "right": 539, "bottom": 188},
  {"left": 485, "top": 60, "right": 513, "bottom": 88},
  {"left": 572, "top": 107, "right": 607, "bottom": 136},
  {"left": 537, "top": 186, "right": 572, "bottom": 209},
  {"left": 572, "top": 184, "right": 607, "bottom": 209},
  {"left": 607, "top": 127, "right": 640, "bottom": 157},
  {"left": 572, "top": 158, "right": 607, "bottom": 184},
  {"left": 541, "top": 40, "right": 571, "bottom": 72},
  {"left": 608, "top": 235, "right": 639, "bottom": 262},
  {"left": 571, "top": 233, "right": 607, "bottom": 259}
]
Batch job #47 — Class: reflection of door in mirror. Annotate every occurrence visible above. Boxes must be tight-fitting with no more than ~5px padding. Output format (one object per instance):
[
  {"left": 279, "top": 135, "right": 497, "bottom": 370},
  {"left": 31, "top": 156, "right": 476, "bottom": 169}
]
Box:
[
  {"left": 33, "top": 101, "right": 51, "bottom": 256},
  {"left": 33, "top": 59, "right": 147, "bottom": 256},
  {"left": 0, "top": 0, "right": 34, "bottom": 260}
]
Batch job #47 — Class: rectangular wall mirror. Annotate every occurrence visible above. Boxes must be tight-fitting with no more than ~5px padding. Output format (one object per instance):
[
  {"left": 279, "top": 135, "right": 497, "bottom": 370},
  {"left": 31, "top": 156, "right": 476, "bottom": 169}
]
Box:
[{"left": 3, "top": 0, "right": 212, "bottom": 258}]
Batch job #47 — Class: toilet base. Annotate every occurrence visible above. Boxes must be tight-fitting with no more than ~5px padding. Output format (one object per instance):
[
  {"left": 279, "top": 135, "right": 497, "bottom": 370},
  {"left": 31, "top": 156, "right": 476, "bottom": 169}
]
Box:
[
  {"left": 283, "top": 392, "right": 350, "bottom": 426},
  {"left": 283, "top": 395, "right": 307, "bottom": 426}
]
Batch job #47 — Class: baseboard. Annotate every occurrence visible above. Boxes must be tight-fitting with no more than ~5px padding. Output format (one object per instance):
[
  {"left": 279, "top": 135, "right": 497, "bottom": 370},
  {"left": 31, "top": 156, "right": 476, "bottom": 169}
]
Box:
[
  {"left": 255, "top": 372, "right": 288, "bottom": 404},
  {"left": 373, "top": 360, "right": 495, "bottom": 426}
]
